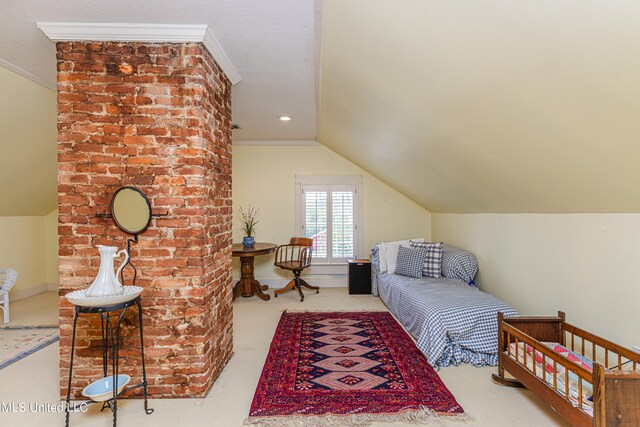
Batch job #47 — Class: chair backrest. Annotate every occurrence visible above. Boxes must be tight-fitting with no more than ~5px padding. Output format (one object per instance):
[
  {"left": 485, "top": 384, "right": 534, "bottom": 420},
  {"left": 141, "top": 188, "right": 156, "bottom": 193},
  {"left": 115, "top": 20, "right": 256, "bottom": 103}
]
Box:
[
  {"left": 275, "top": 237, "right": 313, "bottom": 270},
  {"left": 289, "top": 237, "right": 313, "bottom": 246},
  {"left": 0, "top": 269, "right": 18, "bottom": 292}
]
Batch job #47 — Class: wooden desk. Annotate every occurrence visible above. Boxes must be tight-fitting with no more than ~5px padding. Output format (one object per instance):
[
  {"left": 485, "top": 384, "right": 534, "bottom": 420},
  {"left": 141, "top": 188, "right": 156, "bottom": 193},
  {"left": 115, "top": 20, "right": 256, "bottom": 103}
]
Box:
[{"left": 232, "top": 242, "right": 277, "bottom": 301}]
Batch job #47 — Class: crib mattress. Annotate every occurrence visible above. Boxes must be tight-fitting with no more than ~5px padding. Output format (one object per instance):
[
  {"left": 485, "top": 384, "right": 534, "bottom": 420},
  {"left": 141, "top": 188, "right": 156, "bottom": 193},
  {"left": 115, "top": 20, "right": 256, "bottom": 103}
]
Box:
[{"left": 507, "top": 342, "right": 594, "bottom": 416}]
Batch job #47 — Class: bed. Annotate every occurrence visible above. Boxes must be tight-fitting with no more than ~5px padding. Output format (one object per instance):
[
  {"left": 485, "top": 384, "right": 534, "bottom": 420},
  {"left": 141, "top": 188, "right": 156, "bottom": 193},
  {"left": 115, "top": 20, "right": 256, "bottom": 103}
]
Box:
[
  {"left": 493, "top": 311, "right": 640, "bottom": 426},
  {"left": 371, "top": 244, "right": 518, "bottom": 368}
]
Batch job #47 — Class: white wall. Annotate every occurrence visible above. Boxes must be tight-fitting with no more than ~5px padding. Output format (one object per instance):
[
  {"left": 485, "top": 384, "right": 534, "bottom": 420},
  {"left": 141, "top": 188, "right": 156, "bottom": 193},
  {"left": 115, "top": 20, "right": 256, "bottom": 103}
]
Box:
[
  {"left": 45, "top": 209, "right": 59, "bottom": 285},
  {"left": 0, "top": 209, "right": 58, "bottom": 299},
  {"left": 0, "top": 216, "right": 46, "bottom": 297},
  {"left": 432, "top": 213, "right": 640, "bottom": 348},
  {"left": 232, "top": 144, "right": 431, "bottom": 284}
]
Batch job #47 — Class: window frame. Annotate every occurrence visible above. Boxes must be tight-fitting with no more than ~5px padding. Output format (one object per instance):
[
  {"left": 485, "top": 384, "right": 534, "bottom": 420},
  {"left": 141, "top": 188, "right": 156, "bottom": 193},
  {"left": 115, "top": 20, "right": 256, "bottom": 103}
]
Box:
[{"left": 295, "top": 175, "right": 364, "bottom": 272}]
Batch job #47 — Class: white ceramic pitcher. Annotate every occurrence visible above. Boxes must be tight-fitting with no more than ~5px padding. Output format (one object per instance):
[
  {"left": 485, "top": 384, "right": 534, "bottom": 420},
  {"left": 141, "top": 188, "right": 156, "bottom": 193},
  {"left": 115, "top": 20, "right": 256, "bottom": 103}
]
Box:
[{"left": 85, "top": 245, "right": 129, "bottom": 297}]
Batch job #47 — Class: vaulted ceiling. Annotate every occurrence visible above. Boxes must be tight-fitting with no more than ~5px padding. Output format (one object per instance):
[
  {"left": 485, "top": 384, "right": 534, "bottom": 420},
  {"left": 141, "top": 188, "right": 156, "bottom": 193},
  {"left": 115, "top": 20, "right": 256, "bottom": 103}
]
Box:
[
  {"left": 2, "top": 0, "right": 640, "bottom": 215},
  {"left": 318, "top": 0, "right": 640, "bottom": 213}
]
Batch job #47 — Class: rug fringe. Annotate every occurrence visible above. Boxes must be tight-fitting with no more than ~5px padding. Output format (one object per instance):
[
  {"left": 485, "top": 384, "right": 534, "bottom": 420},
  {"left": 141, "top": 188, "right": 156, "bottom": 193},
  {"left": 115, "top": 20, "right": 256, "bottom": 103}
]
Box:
[{"left": 244, "top": 407, "right": 473, "bottom": 427}]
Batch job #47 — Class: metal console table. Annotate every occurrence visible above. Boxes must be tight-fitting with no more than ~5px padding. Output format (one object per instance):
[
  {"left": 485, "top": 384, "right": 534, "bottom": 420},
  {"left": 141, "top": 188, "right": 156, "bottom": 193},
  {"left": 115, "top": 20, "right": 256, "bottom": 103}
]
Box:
[{"left": 65, "top": 296, "right": 153, "bottom": 426}]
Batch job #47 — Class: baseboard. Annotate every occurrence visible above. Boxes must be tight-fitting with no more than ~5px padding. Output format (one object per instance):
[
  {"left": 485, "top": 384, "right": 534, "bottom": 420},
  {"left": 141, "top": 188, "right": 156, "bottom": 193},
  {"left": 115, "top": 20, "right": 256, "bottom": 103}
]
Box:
[
  {"left": 11, "top": 283, "right": 58, "bottom": 301},
  {"left": 252, "top": 275, "right": 348, "bottom": 289}
]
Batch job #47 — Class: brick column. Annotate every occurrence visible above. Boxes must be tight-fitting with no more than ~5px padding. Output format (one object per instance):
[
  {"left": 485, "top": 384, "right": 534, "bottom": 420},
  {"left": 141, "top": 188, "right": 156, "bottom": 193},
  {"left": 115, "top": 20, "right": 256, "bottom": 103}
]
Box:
[{"left": 57, "top": 42, "right": 233, "bottom": 398}]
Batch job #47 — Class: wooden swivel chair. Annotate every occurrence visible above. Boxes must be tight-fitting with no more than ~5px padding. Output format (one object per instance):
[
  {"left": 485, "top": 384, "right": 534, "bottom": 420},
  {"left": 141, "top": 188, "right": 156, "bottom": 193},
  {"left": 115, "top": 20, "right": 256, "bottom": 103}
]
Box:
[{"left": 273, "top": 237, "right": 319, "bottom": 302}]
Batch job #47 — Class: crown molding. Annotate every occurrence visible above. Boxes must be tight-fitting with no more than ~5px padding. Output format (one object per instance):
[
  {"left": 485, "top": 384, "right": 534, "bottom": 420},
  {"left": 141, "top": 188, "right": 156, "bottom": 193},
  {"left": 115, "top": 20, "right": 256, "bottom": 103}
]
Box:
[
  {"left": 233, "top": 140, "right": 322, "bottom": 146},
  {"left": 37, "top": 22, "right": 240, "bottom": 85},
  {"left": 36, "top": 22, "right": 207, "bottom": 42},
  {"left": 202, "top": 27, "right": 240, "bottom": 85},
  {"left": 0, "top": 58, "right": 56, "bottom": 90}
]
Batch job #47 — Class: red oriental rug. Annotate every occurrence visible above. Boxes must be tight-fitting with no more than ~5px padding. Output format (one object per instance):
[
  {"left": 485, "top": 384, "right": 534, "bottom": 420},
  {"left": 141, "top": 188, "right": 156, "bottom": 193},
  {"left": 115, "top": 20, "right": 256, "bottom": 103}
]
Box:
[{"left": 245, "top": 311, "right": 467, "bottom": 426}]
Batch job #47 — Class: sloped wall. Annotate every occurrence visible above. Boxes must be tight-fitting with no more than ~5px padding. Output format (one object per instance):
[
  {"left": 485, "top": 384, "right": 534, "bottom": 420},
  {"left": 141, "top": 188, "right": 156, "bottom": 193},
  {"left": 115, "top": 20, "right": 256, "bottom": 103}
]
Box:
[{"left": 0, "top": 66, "right": 57, "bottom": 216}]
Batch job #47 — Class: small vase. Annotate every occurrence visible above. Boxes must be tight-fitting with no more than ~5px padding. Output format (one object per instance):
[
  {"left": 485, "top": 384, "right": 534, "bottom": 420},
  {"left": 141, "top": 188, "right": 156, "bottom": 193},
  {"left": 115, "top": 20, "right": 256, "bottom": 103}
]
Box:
[{"left": 242, "top": 236, "right": 255, "bottom": 247}]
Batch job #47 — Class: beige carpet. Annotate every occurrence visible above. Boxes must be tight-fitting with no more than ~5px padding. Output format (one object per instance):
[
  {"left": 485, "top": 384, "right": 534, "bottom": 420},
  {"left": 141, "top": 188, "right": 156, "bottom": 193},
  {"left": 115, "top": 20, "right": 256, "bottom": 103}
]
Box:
[{"left": 0, "top": 289, "right": 567, "bottom": 426}]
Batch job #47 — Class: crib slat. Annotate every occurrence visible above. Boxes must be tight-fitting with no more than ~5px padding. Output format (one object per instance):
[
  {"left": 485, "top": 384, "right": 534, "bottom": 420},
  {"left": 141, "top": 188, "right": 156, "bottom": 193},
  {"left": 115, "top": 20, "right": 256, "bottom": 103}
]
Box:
[
  {"left": 571, "top": 333, "right": 575, "bottom": 351},
  {"left": 581, "top": 338, "right": 585, "bottom": 356},
  {"left": 553, "top": 361, "right": 558, "bottom": 391},
  {"left": 592, "top": 342, "right": 596, "bottom": 362},
  {"left": 565, "top": 369, "right": 569, "bottom": 398},
  {"left": 516, "top": 338, "right": 519, "bottom": 365},
  {"left": 578, "top": 379, "right": 583, "bottom": 409},
  {"left": 532, "top": 348, "right": 536, "bottom": 376},
  {"left": 618, "top": 354, "right": 622, "bottom": 370},
  {"left": 507, "top": 334, "right": 512, "bottom": 357},
  {"left": 542, "top": 355, "right": 546, "bottom": 383},
  {"left": 605, "top": 349, "right": 608, "bottom": 367}
]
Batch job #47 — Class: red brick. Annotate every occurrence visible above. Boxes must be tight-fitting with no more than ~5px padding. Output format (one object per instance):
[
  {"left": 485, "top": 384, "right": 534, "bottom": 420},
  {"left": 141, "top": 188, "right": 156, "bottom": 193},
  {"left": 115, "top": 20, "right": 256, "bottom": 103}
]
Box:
[{"left": 123, "top": 135, "right": 155, "bottom": 145}]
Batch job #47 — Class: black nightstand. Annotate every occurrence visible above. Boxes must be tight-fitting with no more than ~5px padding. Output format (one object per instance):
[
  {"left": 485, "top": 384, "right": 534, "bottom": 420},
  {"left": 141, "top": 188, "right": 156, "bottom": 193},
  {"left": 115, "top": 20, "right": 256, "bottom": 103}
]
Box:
[{"left": 348, "top": 259, "right": 372, "bottom": 295}]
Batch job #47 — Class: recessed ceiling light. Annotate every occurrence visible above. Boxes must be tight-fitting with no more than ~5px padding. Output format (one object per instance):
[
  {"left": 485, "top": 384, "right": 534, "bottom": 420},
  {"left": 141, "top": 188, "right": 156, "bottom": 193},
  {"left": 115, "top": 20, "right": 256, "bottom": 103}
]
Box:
[{"left": 278, "top": 116, "right": 292, "bottom": 121}]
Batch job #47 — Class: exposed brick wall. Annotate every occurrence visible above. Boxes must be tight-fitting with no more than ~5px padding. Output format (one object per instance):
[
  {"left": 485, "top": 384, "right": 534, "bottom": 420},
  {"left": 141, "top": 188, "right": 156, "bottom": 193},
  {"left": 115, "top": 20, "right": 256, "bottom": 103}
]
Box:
[{"left": 56, "top": 42, "right": 233, "bottom": 398}]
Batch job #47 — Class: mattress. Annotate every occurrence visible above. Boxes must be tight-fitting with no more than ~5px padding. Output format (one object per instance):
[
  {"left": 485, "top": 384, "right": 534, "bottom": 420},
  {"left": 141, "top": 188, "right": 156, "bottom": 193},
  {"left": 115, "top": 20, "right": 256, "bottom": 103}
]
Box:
[
  {"left": 507, "top": 341, "right": 594, "bottom": 416},
  {"left": 376, "top": 272, "right": 518, "bottom": 368}
]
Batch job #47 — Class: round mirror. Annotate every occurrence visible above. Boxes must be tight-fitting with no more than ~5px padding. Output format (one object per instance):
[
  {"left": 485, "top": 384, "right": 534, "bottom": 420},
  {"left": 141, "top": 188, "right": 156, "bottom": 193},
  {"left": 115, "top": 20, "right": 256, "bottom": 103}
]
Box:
[{"left": 110, "top": 186, "right": 152, "bottom": 235}]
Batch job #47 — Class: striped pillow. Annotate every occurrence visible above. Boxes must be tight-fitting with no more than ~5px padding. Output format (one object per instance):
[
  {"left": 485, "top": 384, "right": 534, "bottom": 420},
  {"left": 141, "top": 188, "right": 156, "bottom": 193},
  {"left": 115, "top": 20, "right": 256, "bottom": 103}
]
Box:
[{"left": 410, "top": 241, "right": 443, "bottom": 278}]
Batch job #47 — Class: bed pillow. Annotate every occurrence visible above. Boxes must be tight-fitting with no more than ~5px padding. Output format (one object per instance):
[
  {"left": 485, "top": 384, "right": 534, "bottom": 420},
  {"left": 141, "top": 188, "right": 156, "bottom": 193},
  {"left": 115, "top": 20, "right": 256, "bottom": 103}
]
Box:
[
  {"left": 378, "top": 238, "right": 425, "bottom": 274},
  {"left": 378, "top": 243, "right": 389, "bottom": 273},
  {"left": 409, "top": 241, "right": 443, "bottom": 278},
  {"left": 441, "top": 245, "right": 479, "bottom": 285},
  {"left": 394, "top": 246, "right": 428, "bottom": 278}
]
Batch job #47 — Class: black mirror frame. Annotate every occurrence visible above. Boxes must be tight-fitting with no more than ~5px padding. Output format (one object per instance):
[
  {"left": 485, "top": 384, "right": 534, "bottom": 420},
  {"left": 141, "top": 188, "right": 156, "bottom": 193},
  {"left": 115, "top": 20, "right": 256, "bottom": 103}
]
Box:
[{"left": 109, "top": 186, "right": 153, "bottom": 235}]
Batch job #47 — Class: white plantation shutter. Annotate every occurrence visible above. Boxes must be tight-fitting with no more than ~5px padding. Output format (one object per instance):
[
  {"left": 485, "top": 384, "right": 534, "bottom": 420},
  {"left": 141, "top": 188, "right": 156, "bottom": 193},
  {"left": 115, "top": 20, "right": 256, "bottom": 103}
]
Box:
[
  {"left": 330, "top": 187, "right": 354, "bottom": 262},
  {"left": 303, "top": 187, "right": 328, "bottom": 263},
  {"left": 297, "top": 177, "right": 362, "bottom": 266}
]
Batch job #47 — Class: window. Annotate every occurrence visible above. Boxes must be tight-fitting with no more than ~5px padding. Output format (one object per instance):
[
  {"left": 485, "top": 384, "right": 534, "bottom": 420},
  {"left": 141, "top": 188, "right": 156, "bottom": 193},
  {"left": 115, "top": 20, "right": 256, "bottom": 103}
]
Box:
[{"left": 296, "top": 176, "right": 363, "bottom": 266}]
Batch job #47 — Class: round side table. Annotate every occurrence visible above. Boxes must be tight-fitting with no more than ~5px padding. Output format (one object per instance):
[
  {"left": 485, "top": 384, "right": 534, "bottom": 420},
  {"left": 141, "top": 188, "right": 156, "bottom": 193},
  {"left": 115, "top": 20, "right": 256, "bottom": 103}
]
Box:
[{"left": 231, "top": 242, "right": 277, "bottom": 301}]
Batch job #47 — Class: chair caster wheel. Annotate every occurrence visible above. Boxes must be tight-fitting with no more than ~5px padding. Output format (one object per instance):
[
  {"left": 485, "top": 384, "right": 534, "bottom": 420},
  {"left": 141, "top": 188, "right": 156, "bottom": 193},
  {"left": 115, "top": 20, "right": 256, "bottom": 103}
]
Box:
[
  {"left": 300, "top": 298, "right": 304, "bottom": 302},
  {"left": 274, "top": 293, "right": 278, "bottom": 298},
  {"left": 316, "top": 290, "right": 319, "bottom": 294}
]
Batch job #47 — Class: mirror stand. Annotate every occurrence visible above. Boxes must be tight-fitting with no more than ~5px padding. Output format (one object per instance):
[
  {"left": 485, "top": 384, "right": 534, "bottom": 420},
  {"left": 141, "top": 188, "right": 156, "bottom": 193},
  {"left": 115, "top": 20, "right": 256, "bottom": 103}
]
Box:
[{"left": 120, "top": 234, "right": 139, "bottom": 287}]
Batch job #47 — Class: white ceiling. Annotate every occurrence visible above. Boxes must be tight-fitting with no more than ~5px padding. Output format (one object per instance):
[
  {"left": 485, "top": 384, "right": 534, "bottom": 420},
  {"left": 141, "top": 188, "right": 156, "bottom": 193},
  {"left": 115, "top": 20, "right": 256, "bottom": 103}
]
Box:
[{"left": 0, "top": 0, "right": 319, "bottom": 141}]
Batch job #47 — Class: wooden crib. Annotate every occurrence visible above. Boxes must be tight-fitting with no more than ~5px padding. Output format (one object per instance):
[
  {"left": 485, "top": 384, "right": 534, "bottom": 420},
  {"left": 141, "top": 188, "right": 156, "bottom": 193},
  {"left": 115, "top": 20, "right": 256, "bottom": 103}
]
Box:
[{"left": 492, "top": 311, "right": 640, "bottom": 426}]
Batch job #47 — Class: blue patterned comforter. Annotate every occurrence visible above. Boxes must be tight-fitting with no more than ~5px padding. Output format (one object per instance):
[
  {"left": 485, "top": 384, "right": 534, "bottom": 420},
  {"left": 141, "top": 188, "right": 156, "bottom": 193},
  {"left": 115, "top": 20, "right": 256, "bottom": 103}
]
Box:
[{"left": 372, "top": 247, "right": 518, "bottom": 368}]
